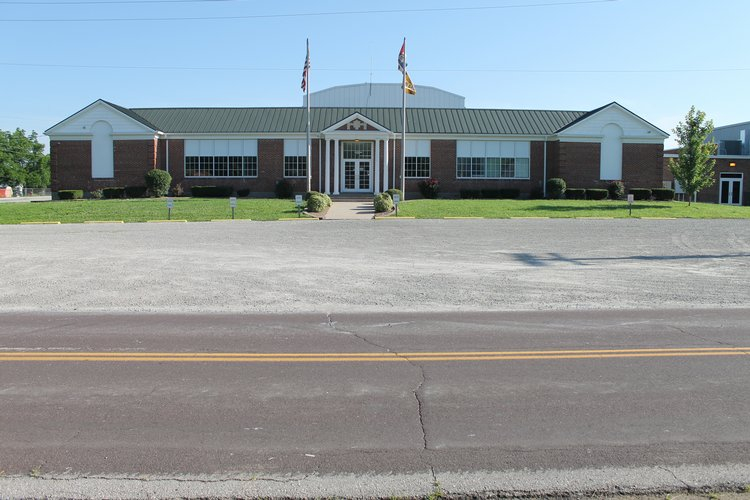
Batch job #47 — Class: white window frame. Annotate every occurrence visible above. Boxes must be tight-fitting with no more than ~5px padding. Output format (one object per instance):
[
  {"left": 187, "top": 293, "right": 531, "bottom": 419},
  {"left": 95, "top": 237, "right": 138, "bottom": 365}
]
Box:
[
  {"left": 284, "top": 139, "right": 308, "bottom": 178},
  {"left": 405, "top": 139, "right": 431, "bottom": 178},
  {"left": 184, "top": 139, "right": 258, "bottom": 178},
  {"left": 456, "top": 141, "right": 531, "bottom": 180}
]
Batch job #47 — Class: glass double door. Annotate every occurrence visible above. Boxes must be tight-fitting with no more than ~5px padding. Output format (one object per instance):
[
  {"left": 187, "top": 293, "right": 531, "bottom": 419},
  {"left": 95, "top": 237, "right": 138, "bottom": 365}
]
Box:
[
  {"left": 341, "top": 141, "right": 373, "bottom": 193},
  {"left": 343, "top": 160, "right": 371, "bottom": 192},
  {"left": 719, "top": 173, "right": 743, "bottom": 205}
]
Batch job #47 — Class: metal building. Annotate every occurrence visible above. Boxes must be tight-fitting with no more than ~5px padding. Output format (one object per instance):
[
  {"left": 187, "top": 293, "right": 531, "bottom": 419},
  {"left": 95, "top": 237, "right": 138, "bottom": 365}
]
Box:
[{"left": 304, "top": 83, "right": 465, "bottom": 109}]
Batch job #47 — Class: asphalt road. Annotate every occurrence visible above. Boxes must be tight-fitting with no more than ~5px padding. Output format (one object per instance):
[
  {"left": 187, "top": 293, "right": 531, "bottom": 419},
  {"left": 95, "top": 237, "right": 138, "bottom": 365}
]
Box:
[
  {"left": 1, "top": 309, "right": 750, "bottom": 498},
  {"left": 1, "top": 219, "right": 749, "bottom": 497}
]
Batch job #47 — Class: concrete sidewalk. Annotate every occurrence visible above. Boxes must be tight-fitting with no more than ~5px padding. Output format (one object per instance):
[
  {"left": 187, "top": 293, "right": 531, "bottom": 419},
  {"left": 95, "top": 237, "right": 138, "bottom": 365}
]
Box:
[
  {"left": 0, "top": 196, "right": 52, "bottom": 203},
  {"left": 324, "top": 200, "right": 374, "bottom": 220}
]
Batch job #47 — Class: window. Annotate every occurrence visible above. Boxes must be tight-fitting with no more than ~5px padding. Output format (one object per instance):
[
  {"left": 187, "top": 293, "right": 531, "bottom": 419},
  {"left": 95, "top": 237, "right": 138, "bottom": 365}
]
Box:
[
  {"left": 184, "top": 139, "right": 258, "bottom": 178},
  {"left": 342, "top": 141, "right": 372, "bottom": 160},
  {"left": 284, "top": 139, "right": 308, "bottom": 178},
  {"left": 456, "top": 141, "right": 531, "bottom": 179},
  {"left": 405, "top": 140, "right": 431, "bottom": 178}
]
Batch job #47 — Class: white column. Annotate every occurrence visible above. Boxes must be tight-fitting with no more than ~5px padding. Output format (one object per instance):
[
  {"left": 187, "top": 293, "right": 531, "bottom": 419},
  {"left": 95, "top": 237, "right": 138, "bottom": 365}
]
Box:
[
  {"left": 324, "top": 138, "right": 331, "bottom": 194},
  {"left": 383, "top": 138, "right": 390, "bottom": 191},
  {"left": 374, "top": 139, "right": 381, "bottom": 193},
  {"left": 333, "top": 140, "right": 340, "bottom": 195}
]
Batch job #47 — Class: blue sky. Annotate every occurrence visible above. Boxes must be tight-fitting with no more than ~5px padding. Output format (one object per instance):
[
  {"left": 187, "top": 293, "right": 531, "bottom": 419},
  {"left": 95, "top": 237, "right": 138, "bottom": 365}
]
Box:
[{"left": 1, "top": 0, "right": 747, "bottom": 149}]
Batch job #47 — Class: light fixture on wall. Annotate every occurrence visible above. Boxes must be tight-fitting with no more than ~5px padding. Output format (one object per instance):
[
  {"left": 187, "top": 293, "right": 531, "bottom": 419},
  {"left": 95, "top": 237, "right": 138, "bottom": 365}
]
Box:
[{"left": 729, "top": 162, "right": 737, "bottom": 167}]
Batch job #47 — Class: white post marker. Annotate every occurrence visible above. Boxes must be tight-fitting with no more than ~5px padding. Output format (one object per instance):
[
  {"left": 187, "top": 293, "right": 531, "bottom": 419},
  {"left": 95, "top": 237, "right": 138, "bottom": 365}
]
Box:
[
  {"left": 627, "top": 194, "right": 634, "bottom": 216},
  {"left": 393, "top": 193, "right": 400, "bottom": 216},
  {"left": 166, "top": 197, "right": 174, "bottom": 220},
  {"left": 229, "top": 196, "right": 237, "bottom": 219}
]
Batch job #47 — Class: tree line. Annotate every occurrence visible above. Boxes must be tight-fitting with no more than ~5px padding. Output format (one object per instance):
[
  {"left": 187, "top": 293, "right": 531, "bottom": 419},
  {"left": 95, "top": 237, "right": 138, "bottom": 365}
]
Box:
[{"left": 0, "top": 129, "right": 50, "bottom": 188}]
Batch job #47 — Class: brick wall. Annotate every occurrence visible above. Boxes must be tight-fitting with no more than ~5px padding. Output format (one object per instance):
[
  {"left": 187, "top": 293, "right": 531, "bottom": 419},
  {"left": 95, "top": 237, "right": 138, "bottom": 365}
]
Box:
[
  {"left": 403, "top": 139, "right": 543, "bottom": 198},
  {"left": 50, "top": 141, "right": 91, "bottom": 191},
  {"left": 112, "top": 140, "right": 156, "bottom": 188},
  {"left": 166, "top": 138, "right": 318, "bottom": 197},
  {"left": 51, "top": 139, "right": 155, "bottom": 192},
  {"left": 622, "top": 143, "right": 663, "bottom": 188},
  {"left": 557, "top": 142, "right": 602, "bottom": 188}
]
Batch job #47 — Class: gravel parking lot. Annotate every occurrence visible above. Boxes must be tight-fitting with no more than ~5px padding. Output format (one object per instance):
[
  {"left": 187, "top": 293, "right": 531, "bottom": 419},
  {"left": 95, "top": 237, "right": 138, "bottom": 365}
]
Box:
[{"left": 1, "top": 218, "right": 748, "bottom": 313}]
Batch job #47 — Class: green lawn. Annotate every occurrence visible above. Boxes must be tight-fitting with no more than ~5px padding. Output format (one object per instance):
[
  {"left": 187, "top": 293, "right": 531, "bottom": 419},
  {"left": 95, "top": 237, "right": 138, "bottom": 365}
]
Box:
[
  {"left": 395, "top": 199, "right": 750, "bottom": 219},
  {"left": 0, "top": 198, "right": 307, "bottom": 224}
]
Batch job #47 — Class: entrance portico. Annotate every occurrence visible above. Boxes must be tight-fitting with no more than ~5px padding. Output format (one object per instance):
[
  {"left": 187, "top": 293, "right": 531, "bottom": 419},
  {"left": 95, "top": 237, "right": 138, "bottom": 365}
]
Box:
[{"left": 321, "top": 113, "right": 394, "bottom": 195}]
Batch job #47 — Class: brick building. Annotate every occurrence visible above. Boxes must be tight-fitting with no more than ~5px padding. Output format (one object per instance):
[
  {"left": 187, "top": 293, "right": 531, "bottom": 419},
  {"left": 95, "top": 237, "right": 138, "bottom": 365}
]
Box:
[
  {"left": 664, "top": 121, "right": 750, "bottom": 205},
  {"left": 45, "top": 86, "right": 668, "bottom": 198}
]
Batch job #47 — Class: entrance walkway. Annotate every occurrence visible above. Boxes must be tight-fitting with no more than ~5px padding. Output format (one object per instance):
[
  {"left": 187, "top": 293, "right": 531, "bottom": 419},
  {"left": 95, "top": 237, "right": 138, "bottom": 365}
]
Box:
[{"left": 324, "top": 199, "right": 374, "bottom": 220}]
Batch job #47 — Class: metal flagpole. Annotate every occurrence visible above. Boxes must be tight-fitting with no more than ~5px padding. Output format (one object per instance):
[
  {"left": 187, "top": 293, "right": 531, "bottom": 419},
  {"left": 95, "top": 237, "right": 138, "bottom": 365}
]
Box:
[
  {"left": 305, "top": 39, "right": 312, "bottom": 194},
  {"left": 400, "top": 38, "right": 407, "bottom": 200}
]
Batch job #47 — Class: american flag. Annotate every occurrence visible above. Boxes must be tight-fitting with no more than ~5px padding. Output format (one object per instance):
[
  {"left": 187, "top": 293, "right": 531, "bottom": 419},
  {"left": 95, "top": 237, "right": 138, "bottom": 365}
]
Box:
[
  {"left": 301, "top": 39, "right": 310, "bottom": 92},
  {"left": 398, "top": 39, "right": 407, "bottom": 74}
]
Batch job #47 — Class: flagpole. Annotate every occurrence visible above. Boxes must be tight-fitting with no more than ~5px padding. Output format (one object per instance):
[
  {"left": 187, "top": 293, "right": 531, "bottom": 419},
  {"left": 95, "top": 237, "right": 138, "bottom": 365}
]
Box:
[
  {"left": 306, "top": 38, "right": 312, "bottom": 194},
  {"left": 401, "top": 38, "right": 407, "bottom": 200}
]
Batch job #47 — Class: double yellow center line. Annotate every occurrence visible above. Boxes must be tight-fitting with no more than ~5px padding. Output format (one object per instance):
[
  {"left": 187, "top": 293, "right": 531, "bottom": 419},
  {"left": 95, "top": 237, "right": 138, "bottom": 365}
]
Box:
[{"left": 0, "top": 346, "right": 748, "bottom": 363}]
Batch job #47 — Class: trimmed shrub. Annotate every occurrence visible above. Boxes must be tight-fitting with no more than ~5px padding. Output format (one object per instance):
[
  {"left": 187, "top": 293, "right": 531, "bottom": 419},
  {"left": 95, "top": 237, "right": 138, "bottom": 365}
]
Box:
[
  {"left": 373, "top": 193, "right": 394, "bottom": 213},
  {"left": 608, "top": 181, "right": 625, "bottom": 200},
  {"left": 191, "top": 185, "right": 234, "bottom": 198},
  {"left": 565, "top": 188, "right": 586, "bottom": 200},
  {"left": 306, "top": 192, "right": 331, "bottom": 212},
  {"left": 586, "top": 188, "right": 609, "bottom": 200},
  {"left": 275, "top": 179, "right": 294, "bottom": 198},
  {"left": 384, "top": 188, "right": 403, "bottom": 201},
  {"left": 459, "top": 189, "right": 482, "bottom": 199},
  {"left": 58, "top": 190, "right": 83, "bottom": 200},
  {"left": 125, "top": 186, "right": 148, "bottom": 198},
  {"left": 236, "top": 188, "right": 250, "bottom": 197},
  {"left": 497, "top": 188, "right": 520, "bottom": 199},
  {"left": 547, "top": 178, "right": 566, "bottom": 199},
  {"left": 102, "top": 187, "right": 126, "bottom": 199},
  {"left": 629, "top": 188, "right": 652, "bottom": 201},
  {"left": 529, "top": 185, "right": 545, "bottom": 200},
  {"left": 417, "top": 178, "right": 440, "bottom": 199},
  {"left": 303, "top": 190, "right": 321, "bottom": 201},
  {"left": 89, "top": 189, "right": 103, "bottom": 200},
  {"left": 144, "top": 169, "right": 172, "bottom": 197},
  {"left": 651, "top": 188, "right": 675, "bottom": 201}
]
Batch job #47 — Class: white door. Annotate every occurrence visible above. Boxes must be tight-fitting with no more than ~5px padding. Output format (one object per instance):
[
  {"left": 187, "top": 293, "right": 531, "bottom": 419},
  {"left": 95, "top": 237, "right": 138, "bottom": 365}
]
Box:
[
  {"left": 342, "top": 160, "right": 372, "bottom": 192},
  {"left": 341, "top": 141, "right": 373, "bottom": 193}
]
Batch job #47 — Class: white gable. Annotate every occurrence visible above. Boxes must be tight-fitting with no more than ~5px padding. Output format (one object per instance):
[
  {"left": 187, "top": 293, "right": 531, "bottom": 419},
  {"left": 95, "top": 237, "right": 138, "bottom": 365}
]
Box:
[
  {"left": 322, "top": 112, "right": 392, "bottom": 134},
  {"left": 46, "top": 100, "right": 158, "bottom": 140},
  {"left": 556, "top": 103, "right": 668, "bottom": 144}
]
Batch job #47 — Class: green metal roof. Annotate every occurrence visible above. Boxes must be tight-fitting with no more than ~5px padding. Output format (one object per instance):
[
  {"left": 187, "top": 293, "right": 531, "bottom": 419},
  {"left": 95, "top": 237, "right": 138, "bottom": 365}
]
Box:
[{"left": 130, "top": 106, "right": 587, "bottom": 136}]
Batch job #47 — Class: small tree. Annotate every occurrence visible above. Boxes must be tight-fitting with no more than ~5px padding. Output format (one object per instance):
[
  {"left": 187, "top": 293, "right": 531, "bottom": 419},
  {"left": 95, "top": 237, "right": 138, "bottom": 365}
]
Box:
[{"left": 668, "top": 106, "right": 717, "bottom": 206}]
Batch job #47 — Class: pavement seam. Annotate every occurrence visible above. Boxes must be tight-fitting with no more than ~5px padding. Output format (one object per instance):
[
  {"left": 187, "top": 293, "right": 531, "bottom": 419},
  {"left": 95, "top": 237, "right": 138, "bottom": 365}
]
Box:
[
  {"left": 20, "top": 473, "right": 312, "bottom": 484},
  {"left": 325, "top": 314, "right": 430, "bottom": 451}
]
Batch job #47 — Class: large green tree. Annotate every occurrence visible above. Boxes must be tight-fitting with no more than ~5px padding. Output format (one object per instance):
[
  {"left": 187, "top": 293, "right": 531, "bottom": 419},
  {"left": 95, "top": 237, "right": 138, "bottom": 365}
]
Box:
[
  {"left": 668, "top": 107, "right": 716, "bottom": 206},
  {"left": 0, "top": 129, "right": 50, "bottom": 188}
]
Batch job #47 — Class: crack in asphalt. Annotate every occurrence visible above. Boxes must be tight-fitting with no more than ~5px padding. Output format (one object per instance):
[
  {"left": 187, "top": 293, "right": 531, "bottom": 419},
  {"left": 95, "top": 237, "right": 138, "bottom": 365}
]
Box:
[
  {"left": 667, "top": 325, "right": 750, "bottom": 356},
  {"left": 325, "top": 314, "right": 430, "bottom": 451},
  {"left": 657, "top": 465, "right": 693, "bottom": 491}
]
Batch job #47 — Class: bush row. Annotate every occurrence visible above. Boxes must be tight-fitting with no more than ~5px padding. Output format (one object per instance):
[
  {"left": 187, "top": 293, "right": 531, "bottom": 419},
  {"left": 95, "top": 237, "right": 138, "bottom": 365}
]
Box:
[
  {"left": 459, "top": 188, "right": 521, "bottom": 199},
  {"left": 546, "top": 178, "right": 675, "bottom": 201}
]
